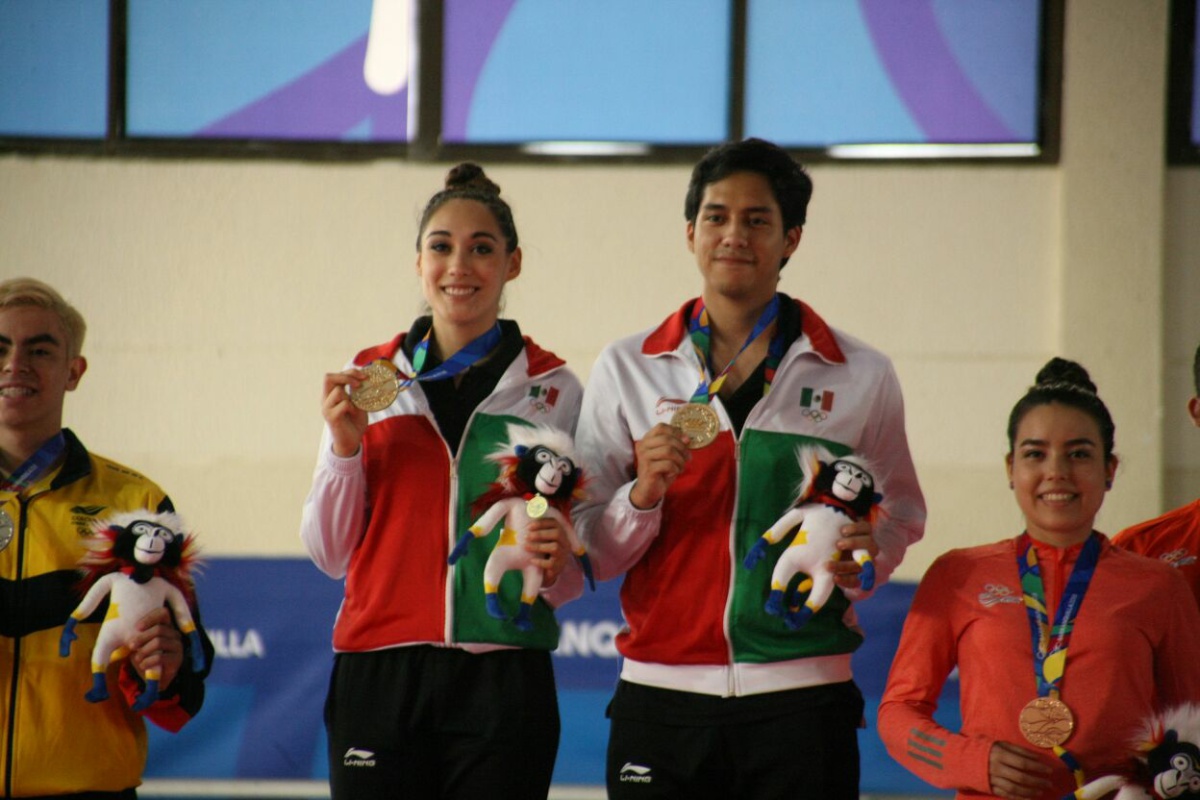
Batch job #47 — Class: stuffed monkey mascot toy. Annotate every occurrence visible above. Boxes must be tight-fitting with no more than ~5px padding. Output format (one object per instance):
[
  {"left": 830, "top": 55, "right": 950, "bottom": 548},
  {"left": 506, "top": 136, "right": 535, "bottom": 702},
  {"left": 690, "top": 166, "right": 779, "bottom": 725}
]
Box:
[
  {"left": 743, "top": 445, "right": 881, "bottom": 629},
  {"left": 448, "top": 423, "right": 593, "bottom": 631},
  {"left": 60, "top": 510, "right": 205, "bottom": 711},
  {"left": 1069, "top": 704, "right": 1200, "bottom": 800}
]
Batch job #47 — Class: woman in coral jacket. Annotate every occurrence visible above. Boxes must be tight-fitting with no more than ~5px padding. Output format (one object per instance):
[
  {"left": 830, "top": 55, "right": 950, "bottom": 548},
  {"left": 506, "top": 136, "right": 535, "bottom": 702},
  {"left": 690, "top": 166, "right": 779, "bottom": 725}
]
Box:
[
  {"left": 878, "top": 358, "right": 1200, "bottom": 800},
  {"left": 300, "top": 164, "right": 583, "bottom": 800}
]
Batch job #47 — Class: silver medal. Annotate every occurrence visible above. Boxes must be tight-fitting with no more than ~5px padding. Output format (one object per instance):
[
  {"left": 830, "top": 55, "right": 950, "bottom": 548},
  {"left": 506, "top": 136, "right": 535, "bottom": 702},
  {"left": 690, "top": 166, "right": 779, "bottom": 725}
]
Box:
[{"left": 0, "top": 510, "right": 14, "bottom": 553}]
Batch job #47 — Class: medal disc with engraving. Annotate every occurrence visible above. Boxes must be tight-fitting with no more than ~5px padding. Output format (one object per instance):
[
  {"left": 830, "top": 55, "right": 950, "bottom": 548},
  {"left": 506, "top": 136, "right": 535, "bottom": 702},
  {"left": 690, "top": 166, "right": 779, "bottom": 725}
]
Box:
[
  {"left": 0, "top": 510, "right": 12, "bottom": 553},
  {"left": 526, "top": 494, "right": 549, "bottom": 518},
  {"left": 1018, "top": 696, "right": 1075, "bottom": 748},
  {"left": 350, "top": 360, "right": 402, "bottom": 412},
  {"left": 671, "top": 403, "right": 719, "bottom": 449}
]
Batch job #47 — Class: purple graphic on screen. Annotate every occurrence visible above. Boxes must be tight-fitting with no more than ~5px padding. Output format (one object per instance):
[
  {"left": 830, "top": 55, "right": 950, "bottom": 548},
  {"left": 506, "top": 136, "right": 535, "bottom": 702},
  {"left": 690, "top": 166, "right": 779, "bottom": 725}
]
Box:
[
  {"left": 442, "top": 0, "right": 519, "bottom": 141},
  {"left": 859, "top": 0, "right": 1013, "bottom": 141},
  {"left": 1193, "top": 0, "right": 1200, "bottom": 145},
  {"left": 201, "top": 35, "right": 406, "bottom": 140}
]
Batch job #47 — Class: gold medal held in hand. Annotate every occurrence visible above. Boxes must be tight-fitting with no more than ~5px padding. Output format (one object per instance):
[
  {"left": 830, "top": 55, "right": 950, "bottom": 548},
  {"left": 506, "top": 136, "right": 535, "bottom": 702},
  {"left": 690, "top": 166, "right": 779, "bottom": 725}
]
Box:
[
  {"left": 526, "top": 494, "right": 549, "bottom": 518},
  {"left": 1018, "top": 696, "right": 1075, "bottom": 748},
  {"left": 671, "top": 402, "right": 719, "bottom": 449},
  {"left": 350, "top": 360, "right": 402, "bottom": 412}
]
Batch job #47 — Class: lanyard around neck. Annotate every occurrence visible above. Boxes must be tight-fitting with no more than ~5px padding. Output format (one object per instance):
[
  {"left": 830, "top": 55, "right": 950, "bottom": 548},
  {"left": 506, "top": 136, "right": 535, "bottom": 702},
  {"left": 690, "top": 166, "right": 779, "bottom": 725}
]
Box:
[
  {"left": 686, "top": 295, "right": 782, "bottom": 404},
  {"left": 0, "top": 432, "right": 66, "bottom": 494},
  {"left": 402, "top": 322, "right": 503, "bottom": 388}
]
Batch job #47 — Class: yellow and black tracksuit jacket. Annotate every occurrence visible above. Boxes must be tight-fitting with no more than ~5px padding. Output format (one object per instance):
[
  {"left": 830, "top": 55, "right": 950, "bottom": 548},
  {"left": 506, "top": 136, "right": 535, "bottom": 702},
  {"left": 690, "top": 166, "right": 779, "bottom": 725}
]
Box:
[{"left": 0, "top": 429, "right": 211, "bottom": 797}]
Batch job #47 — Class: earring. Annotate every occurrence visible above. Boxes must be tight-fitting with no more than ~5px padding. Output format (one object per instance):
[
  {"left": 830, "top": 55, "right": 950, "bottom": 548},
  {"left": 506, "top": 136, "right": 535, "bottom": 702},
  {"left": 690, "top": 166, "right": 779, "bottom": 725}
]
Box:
[
  {"left": 1009, "top": 482, "right": 1014, "bottom": 489},
  {"left": 1105, "top": 480, "right": 1112, "bottom": 489}
]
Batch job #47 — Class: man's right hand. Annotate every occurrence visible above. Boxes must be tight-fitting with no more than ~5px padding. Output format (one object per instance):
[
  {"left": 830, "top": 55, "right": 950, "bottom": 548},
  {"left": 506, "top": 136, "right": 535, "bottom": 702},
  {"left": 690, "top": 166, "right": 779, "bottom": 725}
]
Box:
[{"left": 629, "top": 423, "right": 692, "bottom": 510}]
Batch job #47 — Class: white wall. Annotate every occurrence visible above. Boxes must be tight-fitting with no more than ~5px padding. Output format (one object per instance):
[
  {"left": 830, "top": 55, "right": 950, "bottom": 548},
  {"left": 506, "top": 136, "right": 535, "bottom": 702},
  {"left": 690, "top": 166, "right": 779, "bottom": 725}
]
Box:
[{"left": 1, "top": 0, "right": 1195, "bottom": 580}]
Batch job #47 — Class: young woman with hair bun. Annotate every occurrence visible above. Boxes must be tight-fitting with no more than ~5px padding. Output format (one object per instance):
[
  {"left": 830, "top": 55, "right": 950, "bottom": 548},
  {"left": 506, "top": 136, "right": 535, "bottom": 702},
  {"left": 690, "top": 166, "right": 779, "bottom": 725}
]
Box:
[
  {"left": 301, "top": 163, "right": 582, "bottom": 799},
  {"left": 879, "top": 358, "right": 1200, "bottom": 799}
]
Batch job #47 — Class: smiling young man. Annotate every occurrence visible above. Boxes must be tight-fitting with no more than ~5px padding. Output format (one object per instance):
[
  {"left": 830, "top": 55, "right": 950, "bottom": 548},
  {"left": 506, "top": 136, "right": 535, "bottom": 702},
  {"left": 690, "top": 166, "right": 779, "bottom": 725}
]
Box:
[
  {"left": 575, "top": 138, "right": 927, "bottom": 799},
  {"left": 0, "top": 277, "right": 212, "bottom": 799}
]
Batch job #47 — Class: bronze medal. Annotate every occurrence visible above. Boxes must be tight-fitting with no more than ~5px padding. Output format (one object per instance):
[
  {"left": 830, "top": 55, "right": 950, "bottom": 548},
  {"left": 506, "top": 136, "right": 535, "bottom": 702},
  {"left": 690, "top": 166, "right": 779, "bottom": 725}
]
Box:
[
  {"left": 526, "top": 494, "right": 549, "bottom": 519},
  {"left": 0, "top": 510, "right": 12, "bottom": 553},
  {"left": 1018, "top": 696, "right": 1075, "bottom": 748},
  {"left": 671, "top": 403, "right": 719, "bottom": 449},
  {"left": 350, "top": 360, "right": 402, "bottom": 412}
]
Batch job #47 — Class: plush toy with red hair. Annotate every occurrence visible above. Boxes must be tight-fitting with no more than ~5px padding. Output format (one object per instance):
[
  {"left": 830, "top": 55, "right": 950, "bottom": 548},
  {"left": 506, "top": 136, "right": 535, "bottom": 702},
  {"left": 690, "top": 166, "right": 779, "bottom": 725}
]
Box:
[
  {"left": 743, "top": 445, "right": 882, "bottom": 629},
  {"left": 448, "top": 424, "right": 592, "bottom": 631},
  {"left": 1071, "top": 704, "right": 1200, "bottom": 799},
  {"left": 59, "top": 510, "right": 205, "bottom": 711}
]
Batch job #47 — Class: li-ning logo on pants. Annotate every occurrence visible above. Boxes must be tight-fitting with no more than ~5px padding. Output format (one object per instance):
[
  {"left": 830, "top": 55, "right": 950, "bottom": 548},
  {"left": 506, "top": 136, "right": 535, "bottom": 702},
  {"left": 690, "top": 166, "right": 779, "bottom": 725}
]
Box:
[
  {"left": 619, "top": 762, "right": 653, "bottom": 783},
  {"left": 344, "top": 748, "right": 377, "bottom": 767}
]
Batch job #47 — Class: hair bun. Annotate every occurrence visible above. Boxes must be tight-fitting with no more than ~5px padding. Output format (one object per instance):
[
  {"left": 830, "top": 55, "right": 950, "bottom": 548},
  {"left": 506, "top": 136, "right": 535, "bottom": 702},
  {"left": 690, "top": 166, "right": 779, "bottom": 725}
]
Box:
[
  {"left": 445, "top": 162, "right": 501, "bottom": 196},
  {"left": 1035, "top": 357, "right": 1098, "bottom": 394}
]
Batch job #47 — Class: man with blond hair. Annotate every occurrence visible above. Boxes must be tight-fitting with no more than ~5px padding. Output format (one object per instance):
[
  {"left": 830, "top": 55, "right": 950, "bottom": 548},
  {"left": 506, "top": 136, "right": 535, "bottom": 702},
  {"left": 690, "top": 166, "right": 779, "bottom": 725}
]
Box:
[{"left": 0, "top": 277, "right": 212, "bottom": 798}]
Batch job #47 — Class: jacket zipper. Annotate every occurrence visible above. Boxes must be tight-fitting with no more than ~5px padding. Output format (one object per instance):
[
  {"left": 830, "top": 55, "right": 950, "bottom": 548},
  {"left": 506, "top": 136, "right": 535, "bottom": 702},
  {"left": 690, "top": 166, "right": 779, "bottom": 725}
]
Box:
[{"left": 724, "top": 423, "right": 743, "bottom": 698}]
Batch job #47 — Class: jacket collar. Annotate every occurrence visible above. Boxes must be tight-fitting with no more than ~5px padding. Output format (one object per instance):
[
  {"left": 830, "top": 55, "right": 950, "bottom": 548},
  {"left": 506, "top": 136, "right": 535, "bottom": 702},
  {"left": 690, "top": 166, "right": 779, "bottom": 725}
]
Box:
[
  {"left": 354, "top": 321, "right": 566, "bottom": 380},
  {"left": 49, "top": 428, "right": 92, "bottom": 490},
  {"left": 641, "top": 295, "right": 846, "bottom": 364}
]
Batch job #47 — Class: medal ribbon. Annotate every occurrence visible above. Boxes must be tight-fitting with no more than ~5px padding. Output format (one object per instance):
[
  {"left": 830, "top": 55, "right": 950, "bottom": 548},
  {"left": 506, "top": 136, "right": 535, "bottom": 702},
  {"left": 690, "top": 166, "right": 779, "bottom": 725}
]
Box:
[
  {"left": 397, "top": 322, "right": 503, "bottom": 388},
  {"left": 0, "top": 432, "right": 66, "bottom": 493},
  {"left": 1017, "top": 531, "right": 1102, "bottom": 787},
  {"left": 686, "top": 295, "right": 782, "bottom": 404}
]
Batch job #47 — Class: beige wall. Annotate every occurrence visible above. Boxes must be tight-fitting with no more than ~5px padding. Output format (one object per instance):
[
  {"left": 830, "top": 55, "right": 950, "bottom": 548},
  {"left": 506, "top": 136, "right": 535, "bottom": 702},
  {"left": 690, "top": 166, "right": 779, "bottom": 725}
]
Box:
[{"left": 0, "top": 0, "right": 1195, "bottom": 580}]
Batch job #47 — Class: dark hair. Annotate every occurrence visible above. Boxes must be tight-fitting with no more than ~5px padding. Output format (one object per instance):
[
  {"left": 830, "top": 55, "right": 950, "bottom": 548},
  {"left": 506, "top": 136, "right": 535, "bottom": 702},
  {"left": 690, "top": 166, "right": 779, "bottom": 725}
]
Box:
[
  {"left": 1007, "top": 357, "right": 1116, "bottom": 460},
  {"left": 415, "top": 163, "right": 518, "bottom": 253},
  {"left": 684, "top": 138, "right": 813, "bottom": 267}
]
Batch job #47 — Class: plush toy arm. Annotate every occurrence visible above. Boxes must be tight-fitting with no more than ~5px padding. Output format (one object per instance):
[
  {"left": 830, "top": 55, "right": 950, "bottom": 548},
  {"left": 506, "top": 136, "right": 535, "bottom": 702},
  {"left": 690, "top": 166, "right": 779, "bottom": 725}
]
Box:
[
  {"left": 163, "top": 585, "right": 207, "bottom": 673},
  {"left": 59, "top": 574, "right": 118, "bottom": 657},
  {"left": 448, "top": 525, "right": 484, "bottom": 565},
  {"left": 70, "top": 574, "right": 117, "bottom": 618},
  {"left": 553, "top": 514, "right": 595, "bottom": 591},
  {"left": 743, "top": 537, "right": 771, "bottom": 570},
  {"left": 1069, "top": 775, "right": 1129, "bottom": 799},
  {"left": 186, "top": 630, "right": 205, "bottom": 672},
  {"left": 59, "top": 616, "right": 79, "bottom": 657}
]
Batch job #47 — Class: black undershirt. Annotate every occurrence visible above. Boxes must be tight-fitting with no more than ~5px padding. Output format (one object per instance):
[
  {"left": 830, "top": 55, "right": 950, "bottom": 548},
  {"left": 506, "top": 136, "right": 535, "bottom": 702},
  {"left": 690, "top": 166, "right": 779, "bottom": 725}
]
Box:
[
  {"left": 400, "top": 316, "right": 524, "bottom": 455},
  {"left": 716, "top": 293, "right": 803, "bottom": 436}
]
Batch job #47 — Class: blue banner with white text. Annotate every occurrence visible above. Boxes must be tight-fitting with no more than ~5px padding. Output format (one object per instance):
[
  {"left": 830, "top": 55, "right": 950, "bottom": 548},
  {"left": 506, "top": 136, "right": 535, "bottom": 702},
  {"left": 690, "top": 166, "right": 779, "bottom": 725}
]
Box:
[{"left": 146, "top": 558, "right": 953, "bottom": 794}]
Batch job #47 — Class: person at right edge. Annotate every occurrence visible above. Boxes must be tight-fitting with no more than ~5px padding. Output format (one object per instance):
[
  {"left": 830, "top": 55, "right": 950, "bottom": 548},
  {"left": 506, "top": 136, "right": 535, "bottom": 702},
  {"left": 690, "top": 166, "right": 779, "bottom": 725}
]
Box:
[
  {"left": 1112, "top": 341, "right": 1200, "bottom": 607},
  {"left": 574, "top": 137, "right": 927, "bottom": 799},
  {"left": 878, "top": 358, "right": 1200, "bottom": 799}
]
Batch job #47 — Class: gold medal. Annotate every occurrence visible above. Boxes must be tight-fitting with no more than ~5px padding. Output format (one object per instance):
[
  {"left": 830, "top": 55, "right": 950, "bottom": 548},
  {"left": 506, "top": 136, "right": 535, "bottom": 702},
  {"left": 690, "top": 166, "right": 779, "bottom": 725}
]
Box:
[
  {"left": 350, "top": 360, "right": 402, "bottom": 412},
  {"left": 526, "top": 494, "right": 549, "bottom": 518},
  {"left": 671, "top": 403, "right": 719, "bottom": 449},
  {"left": 1018, "top": 696, "right": 1075, "bottom": 748},
  {"left": 0, "top": 510, "right": 12, "bottom": 553}
]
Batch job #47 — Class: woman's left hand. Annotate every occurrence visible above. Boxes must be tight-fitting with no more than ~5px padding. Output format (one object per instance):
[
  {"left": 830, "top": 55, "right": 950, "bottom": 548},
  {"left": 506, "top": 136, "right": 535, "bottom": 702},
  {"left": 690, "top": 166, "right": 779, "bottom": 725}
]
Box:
[
  {"left": 526, "top": 518, "right": 570, "bottom": 588},
  {"left": 830, "top": 519, "right": 879, "bottom": 589}
]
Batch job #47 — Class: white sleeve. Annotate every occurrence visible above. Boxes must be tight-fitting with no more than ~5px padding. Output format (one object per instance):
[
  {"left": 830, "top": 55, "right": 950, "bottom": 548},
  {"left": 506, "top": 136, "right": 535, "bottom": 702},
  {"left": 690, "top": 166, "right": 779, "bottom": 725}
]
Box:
[
  {"left": 573, "top": 347, "right": 664, "bottom": 582},
  {"left": 844, "top": 359, "right": 926, "bottom": 598},
  {"left": 299, "top": 426, "right": 368, "bottom": 579}
]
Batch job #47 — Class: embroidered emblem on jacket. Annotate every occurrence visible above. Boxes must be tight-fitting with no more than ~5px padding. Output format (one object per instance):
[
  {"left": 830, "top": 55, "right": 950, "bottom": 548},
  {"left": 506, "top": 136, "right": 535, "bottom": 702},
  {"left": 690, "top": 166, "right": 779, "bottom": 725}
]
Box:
[
  {"left": 979, "top": 582, "right": 1022, "bottom": 607},
  {"left": 1160, "top": 548, "right": 1198, "bottom": 569},
  {"left": 799, "top": 387, "right": 835, "bottom": 421},
  {"left": 528, "top": 384, "right": 559, "bottom": 412}
]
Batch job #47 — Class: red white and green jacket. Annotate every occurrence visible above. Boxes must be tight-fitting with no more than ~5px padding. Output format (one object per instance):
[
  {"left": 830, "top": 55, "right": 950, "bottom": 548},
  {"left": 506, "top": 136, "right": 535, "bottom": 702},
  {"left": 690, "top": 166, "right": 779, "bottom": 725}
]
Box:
[
  {"left": 575, "top": 297, "right": 926, "bottom": 697},
  {"left": 301, "top": 332, "right": 583, "bottom": 654}
]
